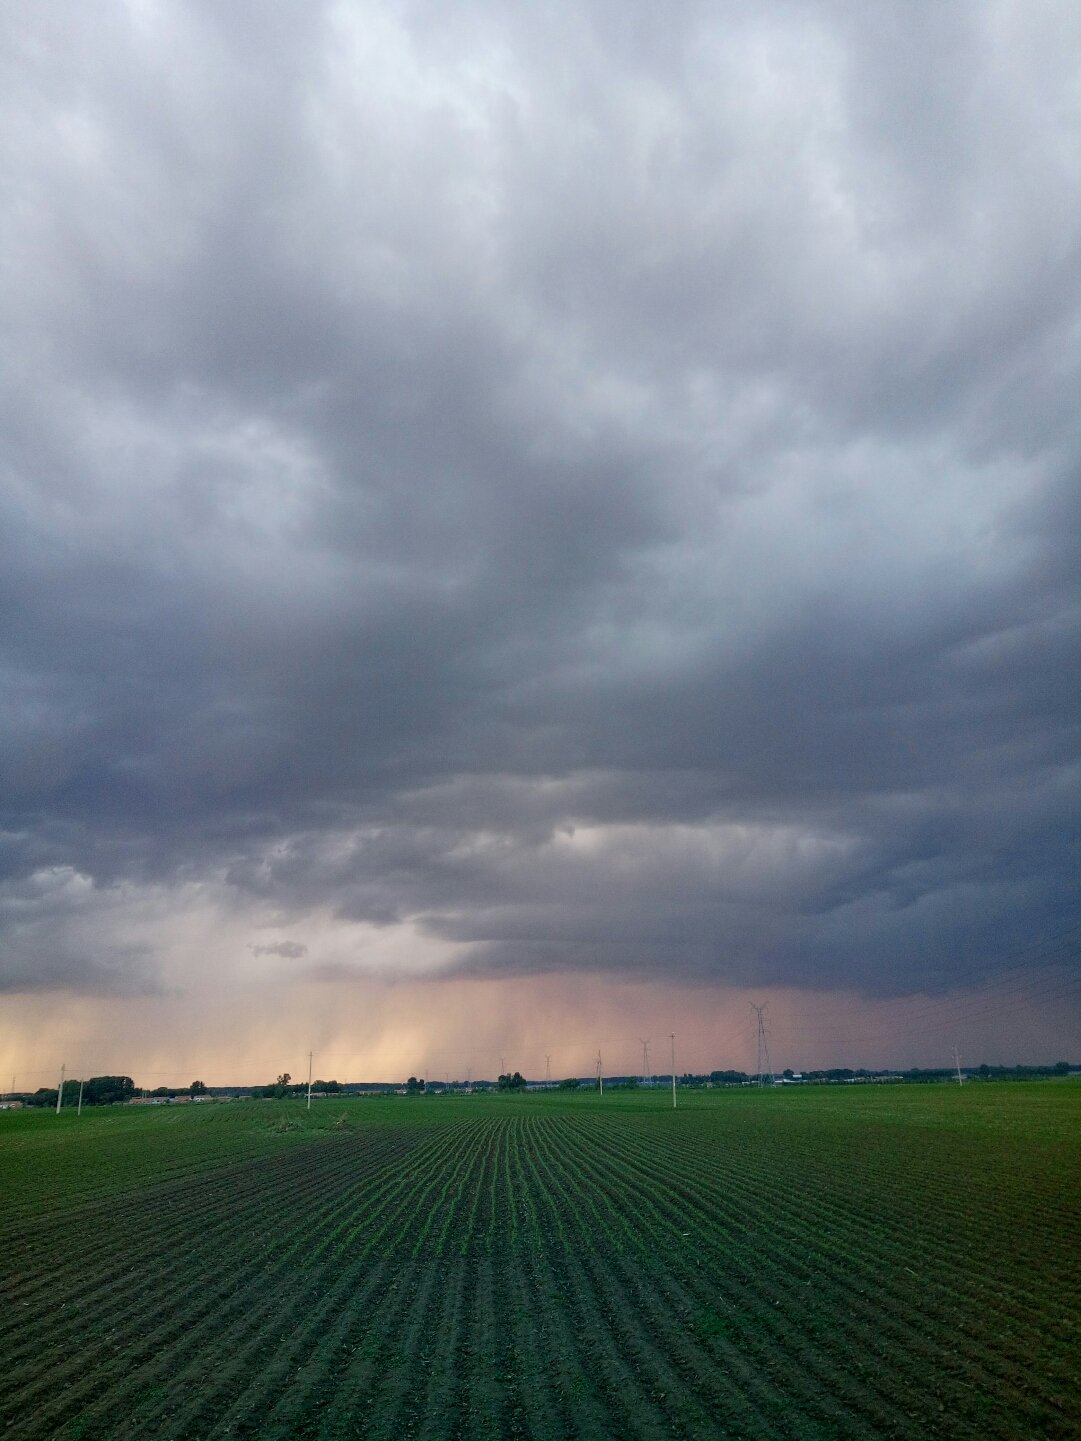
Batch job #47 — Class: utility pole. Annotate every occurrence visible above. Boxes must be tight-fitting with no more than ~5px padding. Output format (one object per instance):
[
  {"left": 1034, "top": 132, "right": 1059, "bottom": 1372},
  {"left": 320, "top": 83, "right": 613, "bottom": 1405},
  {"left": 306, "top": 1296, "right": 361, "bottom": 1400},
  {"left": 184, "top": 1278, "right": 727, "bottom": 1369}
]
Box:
[
  {"left": 545, "top": 1055, "right": 551, "bottom": 1087},
  {"left": 670, "top": 1035, "right": 677, "bottom": 1109},
  {"left": 55, "top": 1063, "right": 65, "bottom": 1115},
  {"left": 77, "top": 1079, "right": 84, "bottom": 1116},
  {"left": 500, "top": 1054, "right": 506, "bottom": 1080},
  {"left": 750, "top": 1003, "right": 775, "bottom": 1085},
  {"left": 596, "top": 1050, "right": 604, "bottom": 1096},
  {"left": 307, "top": 1050, "right": 313, "bottom": 1111},
  {"left": 954, "top": 1047, "right": 964, "bottom": 1086},
  {"left": 639, "top": 1038, "right": 651, "bottom": 1086}
]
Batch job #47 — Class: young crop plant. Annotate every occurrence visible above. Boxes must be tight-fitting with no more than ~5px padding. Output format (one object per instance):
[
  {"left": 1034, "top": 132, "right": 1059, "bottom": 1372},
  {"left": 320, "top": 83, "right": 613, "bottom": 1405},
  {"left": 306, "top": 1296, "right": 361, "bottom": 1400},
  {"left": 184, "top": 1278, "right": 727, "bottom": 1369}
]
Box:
[{"left": 1, "top": 1084, "right": 1078, "bottom": 1439}]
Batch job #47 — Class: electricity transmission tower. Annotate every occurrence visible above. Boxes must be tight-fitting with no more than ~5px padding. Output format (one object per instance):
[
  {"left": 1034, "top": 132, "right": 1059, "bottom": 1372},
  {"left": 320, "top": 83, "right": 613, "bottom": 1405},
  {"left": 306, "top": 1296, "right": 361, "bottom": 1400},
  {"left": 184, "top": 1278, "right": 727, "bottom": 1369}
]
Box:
[
  {"left": 954, "top": 1047, "right": 964, "bottom": 1085},
  {"left": 639, "top": 1038, "right": 651, "bottom": 1086},
  {"left": 750, "top": 1003, "right": 775, "bottom": 1085},
  {"left": 595, "top": 1050, "right": 604, "bottom": 1096},
  {"left": 544, "top": 1055, "right": 551, "bottom": 1086}
]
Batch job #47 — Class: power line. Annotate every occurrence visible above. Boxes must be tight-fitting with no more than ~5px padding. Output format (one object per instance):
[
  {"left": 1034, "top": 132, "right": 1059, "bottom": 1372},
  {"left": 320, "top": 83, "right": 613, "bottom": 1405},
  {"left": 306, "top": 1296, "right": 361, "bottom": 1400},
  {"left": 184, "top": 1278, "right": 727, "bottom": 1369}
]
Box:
[
  {"left": 787, "top": 966, "right": 1081, "bottom": 1049},
  {"left": 792, "top": 920, "right": 1081, "bottom": 1032}
]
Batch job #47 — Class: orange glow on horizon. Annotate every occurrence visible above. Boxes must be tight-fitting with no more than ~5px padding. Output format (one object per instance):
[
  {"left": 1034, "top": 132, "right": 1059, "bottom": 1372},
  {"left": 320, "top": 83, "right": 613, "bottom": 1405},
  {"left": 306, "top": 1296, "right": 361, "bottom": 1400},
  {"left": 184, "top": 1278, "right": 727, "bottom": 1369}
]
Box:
[{"left": 0, "top": 971, "right": 1073, "bottom": 1091}]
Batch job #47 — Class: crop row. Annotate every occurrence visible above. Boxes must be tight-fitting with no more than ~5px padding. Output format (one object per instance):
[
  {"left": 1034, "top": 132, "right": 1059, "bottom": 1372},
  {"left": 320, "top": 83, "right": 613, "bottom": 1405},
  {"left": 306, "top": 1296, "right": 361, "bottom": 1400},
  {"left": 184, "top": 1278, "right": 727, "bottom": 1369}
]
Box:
[
  {"left": 2, "top": 1105, "right": 1077, "bottom": 1440},
  {"left": 531, "top": 1113, "right": 1076, "bottom": 1436}
]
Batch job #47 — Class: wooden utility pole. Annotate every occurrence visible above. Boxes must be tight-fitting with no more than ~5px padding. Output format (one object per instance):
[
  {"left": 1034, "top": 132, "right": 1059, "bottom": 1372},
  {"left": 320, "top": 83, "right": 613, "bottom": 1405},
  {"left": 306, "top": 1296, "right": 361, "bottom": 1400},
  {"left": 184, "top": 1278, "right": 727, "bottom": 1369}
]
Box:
[
  {"left": 670, "top": 1035, "right": 677, "bottom": 1110},
  {"left": 55, "top": 1063, "right": 65, "bottom": 1115},
  {"left": 307, "top": 1050, "right": 313, "bottom": 1111}
]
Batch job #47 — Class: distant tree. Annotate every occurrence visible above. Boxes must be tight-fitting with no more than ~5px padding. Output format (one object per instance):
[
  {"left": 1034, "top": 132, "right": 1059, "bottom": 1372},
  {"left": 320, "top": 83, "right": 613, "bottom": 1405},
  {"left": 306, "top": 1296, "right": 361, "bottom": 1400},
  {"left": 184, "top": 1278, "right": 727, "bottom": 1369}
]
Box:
[
  {"left": 498, "top": 1071, "right": 526, "bottom": 1090},
  {"left": 782, "top": 1069, "right": 794, "bottom": 1080},
  {"left": 558, "top": 1077, "right": 580, "bottom": 1090},
  {"left": 28, "top": 1080, "right": 85, "bottom": 1107},
  {"left": 189, "top": 1080, "right": 207, "bottom": 1097},
  {"left": 406, "top": 1076, "right": 425, "bottom": 1094},
  {"left": 84, "top": 1076, "right": 135, "bottom": 1106}
]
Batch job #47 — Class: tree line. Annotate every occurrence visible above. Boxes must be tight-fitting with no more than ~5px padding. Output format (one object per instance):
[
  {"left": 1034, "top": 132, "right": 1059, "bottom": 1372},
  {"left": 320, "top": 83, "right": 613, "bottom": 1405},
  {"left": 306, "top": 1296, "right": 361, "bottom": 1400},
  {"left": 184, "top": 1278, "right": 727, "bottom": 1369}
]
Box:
[
  {"left": 24, "top": 1076, "right": 137, "bottom": 1107},
  {"left": 15, "top": 1060, "right": 1074, "bottom": 1108}
]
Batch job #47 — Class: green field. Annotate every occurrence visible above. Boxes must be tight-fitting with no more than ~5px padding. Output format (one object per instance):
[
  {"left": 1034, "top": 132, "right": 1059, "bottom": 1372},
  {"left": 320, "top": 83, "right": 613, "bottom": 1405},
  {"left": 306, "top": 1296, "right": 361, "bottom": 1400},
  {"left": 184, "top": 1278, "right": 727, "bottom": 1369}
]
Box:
[{"left": 2, "top": 1084, "right": 1079, "bottom": 1440}]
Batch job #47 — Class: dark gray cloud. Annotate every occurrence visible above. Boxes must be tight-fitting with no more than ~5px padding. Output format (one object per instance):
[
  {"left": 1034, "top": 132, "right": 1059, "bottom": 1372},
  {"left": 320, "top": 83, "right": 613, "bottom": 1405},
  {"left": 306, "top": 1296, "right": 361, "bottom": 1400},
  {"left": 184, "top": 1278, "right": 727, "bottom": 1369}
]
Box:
[{"left": 1, "top": 1, "right": 1078, "bottom": 1015}]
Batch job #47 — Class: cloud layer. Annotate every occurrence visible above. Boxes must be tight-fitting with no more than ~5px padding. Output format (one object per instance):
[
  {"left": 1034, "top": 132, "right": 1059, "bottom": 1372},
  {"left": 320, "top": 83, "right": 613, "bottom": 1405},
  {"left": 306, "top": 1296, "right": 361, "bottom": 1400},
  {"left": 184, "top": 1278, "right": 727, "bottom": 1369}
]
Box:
[{"left": 1, "top": 2, "right": 1078, "bottom": 1052}]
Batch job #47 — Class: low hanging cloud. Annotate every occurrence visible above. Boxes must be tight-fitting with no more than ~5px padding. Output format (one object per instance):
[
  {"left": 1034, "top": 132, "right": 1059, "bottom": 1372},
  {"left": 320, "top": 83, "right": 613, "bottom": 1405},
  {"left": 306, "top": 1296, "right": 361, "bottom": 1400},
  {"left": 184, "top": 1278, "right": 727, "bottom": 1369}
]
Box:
[
  {"left": 0, "top": 0, "right": 1078, "bottom": 1033},
  {"left": 249, "top": 941, "right": 309, "bottom": 961}
]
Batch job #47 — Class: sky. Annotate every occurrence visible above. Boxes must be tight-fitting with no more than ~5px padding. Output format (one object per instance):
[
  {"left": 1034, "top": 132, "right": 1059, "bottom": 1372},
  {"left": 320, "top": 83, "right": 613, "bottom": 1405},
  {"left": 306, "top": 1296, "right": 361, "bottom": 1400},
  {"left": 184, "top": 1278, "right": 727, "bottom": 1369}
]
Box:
[{"left": 2, "top": 0, "right": 1079, "bottom": 1089}]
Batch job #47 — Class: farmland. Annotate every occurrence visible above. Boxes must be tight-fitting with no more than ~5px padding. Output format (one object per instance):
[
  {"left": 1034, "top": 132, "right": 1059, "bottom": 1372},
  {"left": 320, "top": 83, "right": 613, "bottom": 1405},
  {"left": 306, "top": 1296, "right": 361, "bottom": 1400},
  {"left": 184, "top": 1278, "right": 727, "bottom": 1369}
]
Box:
[{"left": 1, "top": 1084, "right": 1078, "bottom": 1440}]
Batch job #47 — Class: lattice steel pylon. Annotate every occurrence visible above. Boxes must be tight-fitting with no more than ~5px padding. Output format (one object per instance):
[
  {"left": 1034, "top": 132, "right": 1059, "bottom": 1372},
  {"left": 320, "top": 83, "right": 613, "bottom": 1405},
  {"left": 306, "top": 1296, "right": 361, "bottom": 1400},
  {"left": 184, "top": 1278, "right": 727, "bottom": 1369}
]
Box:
[
  {"left": 750, "top": 1003, "right": 775, "bottom": 1085},
  {"left": 639, "top": 1037, "right": 651, "bottom": 1086}
]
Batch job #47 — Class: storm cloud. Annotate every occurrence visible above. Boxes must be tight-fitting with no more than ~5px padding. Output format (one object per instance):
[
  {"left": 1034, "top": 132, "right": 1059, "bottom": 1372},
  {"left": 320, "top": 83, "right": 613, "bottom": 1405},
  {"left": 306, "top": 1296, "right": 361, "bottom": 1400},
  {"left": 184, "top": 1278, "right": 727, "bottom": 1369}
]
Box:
[{"left": 1, "top": 1, "right": 1078, "bottom": 1053}]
